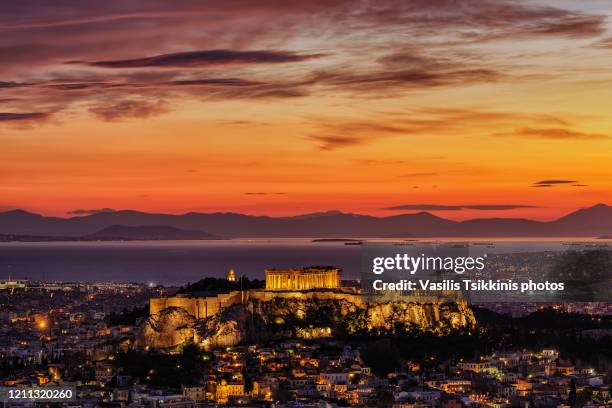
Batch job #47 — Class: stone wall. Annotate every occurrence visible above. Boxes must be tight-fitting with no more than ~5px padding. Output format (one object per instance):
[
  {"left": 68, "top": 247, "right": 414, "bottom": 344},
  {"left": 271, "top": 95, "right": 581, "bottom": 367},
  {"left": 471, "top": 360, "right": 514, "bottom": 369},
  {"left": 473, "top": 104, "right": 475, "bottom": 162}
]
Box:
[
  {"left": 150, "top": 291, "right": 244, "bottom": 319},
  {"left": 149, "top": 289, "right": 363, "bottom": 319},
  {"left": 249, "top": 288, "right": 363, "bottom": 304}
]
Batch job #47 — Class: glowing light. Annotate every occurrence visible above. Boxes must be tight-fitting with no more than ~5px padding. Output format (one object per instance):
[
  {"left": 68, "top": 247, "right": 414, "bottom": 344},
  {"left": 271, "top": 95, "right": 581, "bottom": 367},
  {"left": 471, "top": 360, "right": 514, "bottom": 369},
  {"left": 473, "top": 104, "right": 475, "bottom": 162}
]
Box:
[{"left": 37, "top": 319, "right": 48, "bottom": 330}]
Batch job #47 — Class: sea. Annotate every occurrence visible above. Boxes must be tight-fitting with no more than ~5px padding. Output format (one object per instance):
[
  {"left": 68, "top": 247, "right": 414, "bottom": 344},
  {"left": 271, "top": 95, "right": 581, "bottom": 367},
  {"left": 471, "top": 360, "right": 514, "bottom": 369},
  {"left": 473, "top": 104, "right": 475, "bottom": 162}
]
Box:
[{"left": 0, "top": 238, "right": 608, "bottom": 285}]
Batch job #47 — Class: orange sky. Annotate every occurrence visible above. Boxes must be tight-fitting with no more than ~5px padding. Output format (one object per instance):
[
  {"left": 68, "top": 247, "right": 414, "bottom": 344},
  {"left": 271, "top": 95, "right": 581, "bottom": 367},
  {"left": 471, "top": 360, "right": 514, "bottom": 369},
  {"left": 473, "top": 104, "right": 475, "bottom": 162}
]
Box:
[{"left": 1, "top": 1, "right": 611, "bottom": 220}]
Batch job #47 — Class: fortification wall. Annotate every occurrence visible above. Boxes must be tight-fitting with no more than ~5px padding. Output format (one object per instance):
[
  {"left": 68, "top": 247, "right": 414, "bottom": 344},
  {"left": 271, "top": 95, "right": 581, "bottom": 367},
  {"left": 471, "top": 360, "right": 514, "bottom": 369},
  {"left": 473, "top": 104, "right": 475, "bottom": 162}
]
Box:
[
  {"left": 248, "top": 289, "right": 363, "bottom": 305},
  {"left": 150, "top": 291, "right": 244, "bottom": 318},
  {"left": 150, "top": 289, "right": 363, "bottom": 318}
]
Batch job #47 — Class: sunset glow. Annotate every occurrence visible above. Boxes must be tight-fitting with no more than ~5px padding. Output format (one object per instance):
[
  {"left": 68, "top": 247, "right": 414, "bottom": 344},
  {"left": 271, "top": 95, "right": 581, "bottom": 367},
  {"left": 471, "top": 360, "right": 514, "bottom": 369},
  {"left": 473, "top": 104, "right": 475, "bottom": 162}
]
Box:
[{"left": 1, "top": 1, "right": 611, "bottom": 220}]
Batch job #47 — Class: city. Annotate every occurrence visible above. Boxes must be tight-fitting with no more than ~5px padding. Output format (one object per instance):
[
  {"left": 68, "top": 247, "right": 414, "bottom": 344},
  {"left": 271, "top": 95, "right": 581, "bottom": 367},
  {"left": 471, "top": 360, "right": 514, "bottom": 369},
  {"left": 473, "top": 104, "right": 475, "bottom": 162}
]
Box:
[{"left": 0, "top": 267, "right": 610, "bottom": 408}]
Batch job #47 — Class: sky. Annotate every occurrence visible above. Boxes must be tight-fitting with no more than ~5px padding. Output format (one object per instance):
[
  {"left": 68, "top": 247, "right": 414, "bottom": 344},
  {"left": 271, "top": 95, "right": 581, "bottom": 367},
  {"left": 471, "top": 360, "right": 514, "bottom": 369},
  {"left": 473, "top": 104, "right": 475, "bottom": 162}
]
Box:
[{"left": 1, "top": 0, "right": 611, "bottom": 220}]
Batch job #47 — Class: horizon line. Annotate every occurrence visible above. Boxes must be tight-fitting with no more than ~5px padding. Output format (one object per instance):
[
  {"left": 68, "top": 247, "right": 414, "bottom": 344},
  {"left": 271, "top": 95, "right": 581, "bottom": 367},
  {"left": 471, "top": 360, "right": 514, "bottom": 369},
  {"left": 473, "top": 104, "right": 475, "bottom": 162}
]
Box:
[{"left": 1, "top": 202, "right": 609, "bottom": 223}]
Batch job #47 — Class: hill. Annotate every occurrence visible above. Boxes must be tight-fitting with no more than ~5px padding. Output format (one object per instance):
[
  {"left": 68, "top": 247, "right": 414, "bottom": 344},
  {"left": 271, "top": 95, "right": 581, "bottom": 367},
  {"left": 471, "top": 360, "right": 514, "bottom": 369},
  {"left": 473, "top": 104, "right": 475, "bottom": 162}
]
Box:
[{"left": 85, "top": 225, "right": 222, "bottom": 240}]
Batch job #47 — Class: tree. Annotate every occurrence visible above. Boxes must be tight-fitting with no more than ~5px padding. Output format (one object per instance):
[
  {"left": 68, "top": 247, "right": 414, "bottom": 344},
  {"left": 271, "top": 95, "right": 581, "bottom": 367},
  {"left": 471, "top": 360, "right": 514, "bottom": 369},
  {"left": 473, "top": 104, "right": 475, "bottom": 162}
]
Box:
[
  {"left": 273, "top": 381, "right": 293, "bottom": 402},
  {"left": 376, "top": 390, "right": 394, "bottom": 408},
  {"left": 243, "top": 370, "right": 254, "bottom": 393},
  {"left": 568, "top": 378, "right": 577, "bottom": 407},
  {"left": 362, "top": 340, "right": 402, "bottom": 377}
]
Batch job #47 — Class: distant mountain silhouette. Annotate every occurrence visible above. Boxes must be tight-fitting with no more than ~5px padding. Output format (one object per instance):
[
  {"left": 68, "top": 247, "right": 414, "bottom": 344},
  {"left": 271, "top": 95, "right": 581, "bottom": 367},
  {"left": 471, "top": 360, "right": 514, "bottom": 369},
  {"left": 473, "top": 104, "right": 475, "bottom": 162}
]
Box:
[
  {"left": 0, "top": 225, "right": 221, "bottom": 242},
  {"left": 0, "top": 204, "right": 610, "bottom": 238},
  {"left": 85, "top": 225, "right": 222, "bottom": 240},
  {"left": 551, "top": 203, "right": 612, "bottom": 236}
]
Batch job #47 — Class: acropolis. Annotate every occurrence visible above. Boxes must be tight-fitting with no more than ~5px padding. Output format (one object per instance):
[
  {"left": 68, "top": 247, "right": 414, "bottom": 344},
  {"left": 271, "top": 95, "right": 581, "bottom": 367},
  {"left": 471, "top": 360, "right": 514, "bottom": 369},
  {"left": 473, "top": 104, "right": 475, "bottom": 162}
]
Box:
[
  {"left": 149, "top": 266, "right": 344, "bottom": 319},
  {"left": 142, "top": 265, "right": 476, "bottom": 351},
  {"left": 265, "top": 267, "right": 340, "bottom": 291}
]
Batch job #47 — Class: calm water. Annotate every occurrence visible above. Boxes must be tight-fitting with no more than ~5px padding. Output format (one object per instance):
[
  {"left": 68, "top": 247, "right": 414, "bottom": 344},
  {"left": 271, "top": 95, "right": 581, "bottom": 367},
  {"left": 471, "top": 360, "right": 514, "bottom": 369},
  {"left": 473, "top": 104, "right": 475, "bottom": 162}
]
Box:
[
  {"left": 0, "top": 240, "right": 362, "bottom": 285},
  {"left": 0, "top": 239, "right": 608, "bottom": 285}
]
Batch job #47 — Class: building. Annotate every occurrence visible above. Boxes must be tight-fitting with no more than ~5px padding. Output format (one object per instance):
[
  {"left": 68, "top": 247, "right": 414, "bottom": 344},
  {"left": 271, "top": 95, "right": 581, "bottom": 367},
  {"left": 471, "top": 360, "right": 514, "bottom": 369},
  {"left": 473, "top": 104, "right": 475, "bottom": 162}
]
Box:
[
  {"left": 321, "top": 372, "right": 349, "bottom": 385},
  {"left": 144, "top": 395, "right": 196, "bottom": 408},
  {"left": 457, "top": 360, "right": 495, "bottom": 373},
  {"left": 440, "top": 398, "right": 463, "bottom": 408},
  {"left": 0, "top": 279, "right": 28, "bottom": 291},
  {"left": 183, "top": 386, "right": 208, "bottom": 402},
  {"left": 541, "top": 348, "right": 559, "bottom": 360},
  {"left": 265, "top": 267, "right": 340, "bottom": 291},
  {"left": 214, "top": 379, "right": 244, "bottom": 403},
  {"left": 95, "top": 362, "right": 115, "bottom": 382}
]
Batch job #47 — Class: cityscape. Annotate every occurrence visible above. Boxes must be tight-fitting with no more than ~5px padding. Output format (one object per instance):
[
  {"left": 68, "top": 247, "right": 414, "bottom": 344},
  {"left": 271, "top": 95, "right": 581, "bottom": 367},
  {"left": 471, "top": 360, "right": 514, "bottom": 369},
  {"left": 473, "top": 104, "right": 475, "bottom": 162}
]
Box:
[{"left": 0, "top": 262, "right": 610, "bottom": 408}]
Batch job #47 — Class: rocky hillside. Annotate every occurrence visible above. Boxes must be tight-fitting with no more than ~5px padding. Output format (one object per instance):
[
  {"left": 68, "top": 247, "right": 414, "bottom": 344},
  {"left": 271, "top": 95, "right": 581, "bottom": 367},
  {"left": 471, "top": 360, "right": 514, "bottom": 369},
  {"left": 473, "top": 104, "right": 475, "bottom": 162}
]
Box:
[{"left": 136, "top": 296, "right": 476, "bottom": 350}]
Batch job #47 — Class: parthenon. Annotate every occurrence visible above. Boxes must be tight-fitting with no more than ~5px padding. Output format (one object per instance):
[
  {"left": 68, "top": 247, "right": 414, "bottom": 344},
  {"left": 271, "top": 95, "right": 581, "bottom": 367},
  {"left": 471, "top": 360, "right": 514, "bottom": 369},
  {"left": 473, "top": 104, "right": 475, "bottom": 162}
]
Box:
[{"left": 265, "top": 267, "right": 340, "bottom": 291}]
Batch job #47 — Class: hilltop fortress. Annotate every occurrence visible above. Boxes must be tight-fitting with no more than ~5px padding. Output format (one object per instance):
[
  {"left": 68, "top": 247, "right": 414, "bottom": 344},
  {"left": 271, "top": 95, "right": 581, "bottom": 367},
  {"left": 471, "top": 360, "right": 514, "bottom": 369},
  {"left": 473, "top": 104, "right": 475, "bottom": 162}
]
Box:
[
  {"left": 149, "top": 267, "right": 347, "bottom": 318},
  {"left": 141, "top": 267, "right": 475, "bottom": 350}
]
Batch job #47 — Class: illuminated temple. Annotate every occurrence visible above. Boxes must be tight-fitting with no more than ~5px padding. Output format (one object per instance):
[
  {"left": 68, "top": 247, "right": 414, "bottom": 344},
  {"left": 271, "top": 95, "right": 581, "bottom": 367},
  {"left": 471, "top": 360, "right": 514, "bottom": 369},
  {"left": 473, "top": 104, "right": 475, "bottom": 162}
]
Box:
[{"left": 265, "top": 267, "right": 340, "bottom": 291}]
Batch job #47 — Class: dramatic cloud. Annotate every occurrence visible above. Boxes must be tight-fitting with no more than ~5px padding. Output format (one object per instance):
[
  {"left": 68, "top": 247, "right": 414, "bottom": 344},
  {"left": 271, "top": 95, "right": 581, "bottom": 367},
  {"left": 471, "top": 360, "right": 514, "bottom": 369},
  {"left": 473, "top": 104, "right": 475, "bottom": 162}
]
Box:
[
  {"left": 534, "top": 180, "right": 578, "bottom": 185},
  {"left": 308, "top": 135, "right": 370, "bottom": 151},
  {"left": 79, "top": 49, "right": 325, "bottom": 68},
  {"left": 0, "top": 112, "right": 51, "bottom": 122},
  {"left": 0, "top": 111, "right": 52, "bottom": 128},
  {"left": 370, "top": 1, "right": 605, "bottom": 40},
  {"left": 307, "top": 108, "right": 592, "bottom": 150},
  {"left": 306, "top": 66, "right": 501, "bottom": 94},
  {"left": 89, "top": 99, "right": 169, "bottom": 121},
  {"left": 201, "top": 82, "right": 308, "bottom": 100},
  {"left": 0, "top": 1, "right": 610, "bottom": 218},
  {"left": 526, "top": 15, "right": 604, "bottom": 38},
  {"left": 532, "top": 180, "right": 579, "bottom": 188},
  {"left": 0, "top": 0, "right": 606, "bottom": 124},
  {"left": 0, "top": 1, "right": 603, "bottom": 44},
  {"left": 68, "top": 208, "right": 116, "bottom": 215},
  {"left": 168, "top": 78, "right": 261, "bottom": 87},
  {"left": 299, "top": 47, "right": 505, "bottom": 95},
  {"left": 0, "top": 74, "right": 308, "bottom": 125},
  {"left": 496, "top": 128, "right": 608, "bottom": 140},
  {"left": 386, "top": 204, "right": 539, "bottom": 211}
]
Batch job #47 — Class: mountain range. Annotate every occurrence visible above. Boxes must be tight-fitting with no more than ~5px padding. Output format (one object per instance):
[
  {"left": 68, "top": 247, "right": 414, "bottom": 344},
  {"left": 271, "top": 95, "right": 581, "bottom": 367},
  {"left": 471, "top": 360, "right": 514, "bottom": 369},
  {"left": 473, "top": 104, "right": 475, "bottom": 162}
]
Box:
[{"left": 0, "top": 204, "right": 611, "bottom": 239}]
